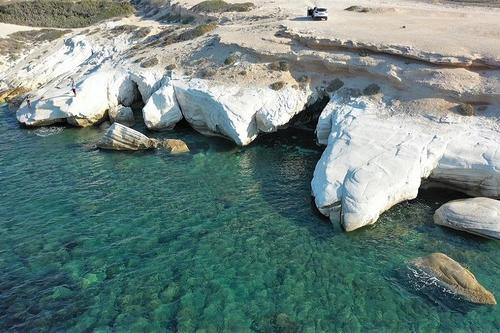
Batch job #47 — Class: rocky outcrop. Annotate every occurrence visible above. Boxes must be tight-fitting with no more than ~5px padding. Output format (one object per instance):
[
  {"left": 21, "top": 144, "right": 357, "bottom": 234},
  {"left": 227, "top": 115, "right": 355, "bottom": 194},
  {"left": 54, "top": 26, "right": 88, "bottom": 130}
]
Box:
[
  {"left": 16, "top": 69, "right": 132, "bottom": 127},
  {"left": 434, "top": 198, "right": 500, "bottom": 240},
  {"left": 173, "top": 79, "right": 311, "bottom": 145},
  {"left": 109, "top": 105, "right": 135, "bottom": 126},
  {"left": 97, "top": 122, "right": 189, "bottom": 153},
  {"left": 15, "top": 65, "right": 166, "bottom": 128},
  {"left": 312, "top": 94, "right": 500, "bottom": 231},
  {"left": 98, "top": 122, "right": 155, "bottom": 150},
  {"left": 142, "top": 78, "right": 183, "bottom": 130},
  {"left": 155, "top": 139, "right": 190, "bottom": 154},
  {"left": 410, "top": 253, "right": 496, "bottom": 305}
]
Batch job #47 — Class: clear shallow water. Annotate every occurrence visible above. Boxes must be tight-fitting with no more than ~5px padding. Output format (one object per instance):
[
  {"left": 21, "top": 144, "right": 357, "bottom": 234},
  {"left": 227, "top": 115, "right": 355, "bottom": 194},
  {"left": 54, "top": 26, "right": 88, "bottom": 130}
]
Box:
[{"left": 0, "top": 105, "right": 499, "bottom": 332}]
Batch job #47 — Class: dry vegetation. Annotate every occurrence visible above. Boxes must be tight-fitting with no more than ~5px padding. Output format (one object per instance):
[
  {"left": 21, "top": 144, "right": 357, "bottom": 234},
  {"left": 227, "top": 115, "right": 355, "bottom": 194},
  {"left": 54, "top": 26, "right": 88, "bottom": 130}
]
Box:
[
  {"left": 0, "top": 0, "right": 135, "bottom": 28},
  {"left": 0, "top": 29, "right": 71, "bottom": 60},
  {"left": 110, "top": 25, "right": 152, "bottom": 40},
  {"left": 191, "top": 0, "right": 255, "bottom": 13}
]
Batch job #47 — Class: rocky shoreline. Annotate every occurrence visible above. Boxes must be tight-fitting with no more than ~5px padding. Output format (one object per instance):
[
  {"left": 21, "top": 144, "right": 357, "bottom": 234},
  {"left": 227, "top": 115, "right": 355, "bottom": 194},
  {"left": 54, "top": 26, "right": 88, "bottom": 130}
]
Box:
[{"left": 1, "top": 1, "right": 499, "bottom": 233}]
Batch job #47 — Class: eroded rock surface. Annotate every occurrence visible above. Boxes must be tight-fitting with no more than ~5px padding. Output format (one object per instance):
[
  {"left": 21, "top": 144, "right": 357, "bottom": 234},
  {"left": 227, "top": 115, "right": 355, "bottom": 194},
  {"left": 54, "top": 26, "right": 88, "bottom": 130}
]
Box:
[
  {"left": 142, "top": 78, "right": 183, "bottom": 130},
  {"left": 174, "top": 79, "right": 311, "bottom": 145},
  {"left": 410, "top": 253, "right": 496, "bottom": 305},
  {"left": 109, "top": 105, "right": 135, "bottom": 127},
  {"left": 98, "top": 122, "right": 154, "bottom": 150},
  {"left": 312, "top": 94, "right": 500, "bottom": 231},
  {"left": 434, "top": 198, "right": 500, "bottom": 240}
]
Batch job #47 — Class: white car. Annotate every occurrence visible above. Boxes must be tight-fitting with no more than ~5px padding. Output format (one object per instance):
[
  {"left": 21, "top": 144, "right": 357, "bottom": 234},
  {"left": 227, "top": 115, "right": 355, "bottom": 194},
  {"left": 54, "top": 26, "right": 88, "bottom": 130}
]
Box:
[{"left": 307, "top": 7, "right": 328, "bottom": 21}]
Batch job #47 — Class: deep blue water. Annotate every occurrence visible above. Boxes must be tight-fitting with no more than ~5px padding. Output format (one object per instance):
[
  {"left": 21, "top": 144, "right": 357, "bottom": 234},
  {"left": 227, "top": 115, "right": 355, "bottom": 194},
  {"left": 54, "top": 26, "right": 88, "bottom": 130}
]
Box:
[{"left": 0, "top": 104, "right": 498, "bottom": 332}]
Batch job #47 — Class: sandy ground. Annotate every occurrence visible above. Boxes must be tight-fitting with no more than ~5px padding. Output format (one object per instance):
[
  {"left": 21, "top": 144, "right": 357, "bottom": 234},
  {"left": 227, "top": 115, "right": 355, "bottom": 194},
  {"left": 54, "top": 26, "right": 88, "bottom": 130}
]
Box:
[
  {"left": 179, "top": 0, "right": 500, "bottom": 66},
  {"left": 0, "top": 23, "right": 41, "bottom": 37}
]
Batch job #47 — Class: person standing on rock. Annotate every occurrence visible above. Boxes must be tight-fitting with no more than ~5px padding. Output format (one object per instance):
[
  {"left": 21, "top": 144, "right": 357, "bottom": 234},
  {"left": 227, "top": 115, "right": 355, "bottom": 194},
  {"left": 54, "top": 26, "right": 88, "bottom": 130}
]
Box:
[
  {"left": 70, "top": 78, "right": 77, "bottom": 97},
  {"left": 26, "top": 96, "right": 31, "bottom": 108}
]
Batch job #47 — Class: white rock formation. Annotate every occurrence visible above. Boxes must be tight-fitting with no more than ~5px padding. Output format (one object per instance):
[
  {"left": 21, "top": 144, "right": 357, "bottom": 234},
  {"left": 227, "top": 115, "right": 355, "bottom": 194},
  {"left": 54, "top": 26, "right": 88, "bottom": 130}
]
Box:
[
  {"left": 434, "top": 198, "right": 500, "bottom": 240},
  {"left": 312, "top": 94, "right": 500, "bottom": 231},
  {"left": 15, "top": 66, "right": 163, "bottom": 127},
  {"left": 173, "top": 78, "right": 311, "bottom": 145},
  {"left": 109, "top": 105, "right": 135, "bottom": 126},
  {"left": 98, "top": 122, "right": 154, "bottom": 150},
  {"left": 142, "top": 79, "right": 183, "bottom": 130}
]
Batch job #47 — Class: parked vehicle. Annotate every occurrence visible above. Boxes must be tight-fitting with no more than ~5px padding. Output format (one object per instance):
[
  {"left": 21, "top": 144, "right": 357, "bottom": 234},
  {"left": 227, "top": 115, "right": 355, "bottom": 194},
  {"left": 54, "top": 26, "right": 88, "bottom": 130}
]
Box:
[{"left": 307, "top": 7, "right": 328, "bottom": 20}]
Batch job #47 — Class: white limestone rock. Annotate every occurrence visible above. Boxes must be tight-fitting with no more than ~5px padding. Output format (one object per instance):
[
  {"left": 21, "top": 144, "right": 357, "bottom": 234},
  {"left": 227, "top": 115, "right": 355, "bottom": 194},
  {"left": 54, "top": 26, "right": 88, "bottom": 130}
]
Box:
[
  {"left": 312, "top": 95, "right": 500, "bottom": 231},
  {"left": 434, "top": 198, "right": 500, "bottom": 239},
  {"left": 16, "top": 67, "right": 159, "bottom": 128},
  {"left": 173, "top": 79, "right": 310, "bottom": 145},
  {"left": 142, "top": 79, "right": 183, "bottom": 130},
  {"left": 98, "top": 122, "right": 154, "bottom": 150},
  {"left": 109, "top": 105, "right": 135, "bottom": 126}
]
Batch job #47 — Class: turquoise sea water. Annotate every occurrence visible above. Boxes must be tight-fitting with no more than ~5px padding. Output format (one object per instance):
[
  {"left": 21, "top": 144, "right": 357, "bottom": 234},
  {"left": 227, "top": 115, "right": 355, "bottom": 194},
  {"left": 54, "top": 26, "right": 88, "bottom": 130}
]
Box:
[{"left": 0, "top": 104, "right": 499, "bottom": 332}]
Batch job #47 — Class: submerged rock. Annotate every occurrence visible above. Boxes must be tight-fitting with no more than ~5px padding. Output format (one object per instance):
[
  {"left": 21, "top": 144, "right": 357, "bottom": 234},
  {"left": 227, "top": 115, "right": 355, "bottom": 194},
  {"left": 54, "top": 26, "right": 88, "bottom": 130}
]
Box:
[
  {"left": 109, "top": 105, "right": 135, "bottom": 127},
  {"left": 434, "top": 198, "right": 500, "bottom": 240},
  {"left": 410, "top": 253, "right": 496, "bottom": 305},
  {"left": 154, "top": 139, "right": 190, "bottom": 154},
  {"left": 142, "top": 79, "right": 183, "bottom": 130},
  {"left": 312, "top": 94, "right": 500, "bottom": 231},
  {"left": 98, "top": 123, "right": 154, "bottom": 151}
]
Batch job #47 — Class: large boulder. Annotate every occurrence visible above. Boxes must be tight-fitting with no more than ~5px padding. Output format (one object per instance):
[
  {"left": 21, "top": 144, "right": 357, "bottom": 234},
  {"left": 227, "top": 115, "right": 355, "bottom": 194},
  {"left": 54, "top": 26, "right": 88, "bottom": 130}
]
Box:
[
  {"left": 312, "top": 94, "right": 500, "bottom": 231},
  {"left": 410, "top": 253, "right": 496, "bottom": 305},
  {"left": 109, "top": 105, "right": 135, "bottom": 127},
  {"left": 97, "top": 123, "right": 155, "bottom": 151},
  {"left": 434, "top": 198, "right": 500, "bottom": 239},
  {"left": 142, "top": 79, "right": 183, "bottom": 130},
  {"left": 173, "top": 79, "right": 311, "bottom": 146}
]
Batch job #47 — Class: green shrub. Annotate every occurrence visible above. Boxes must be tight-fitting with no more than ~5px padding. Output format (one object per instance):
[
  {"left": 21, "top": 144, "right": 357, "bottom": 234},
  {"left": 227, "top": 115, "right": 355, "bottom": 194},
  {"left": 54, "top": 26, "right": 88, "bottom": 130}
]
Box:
[
  {"left": 269, "top": 60, "right": 289, "bottom": 72},
  {"left": 165, "top": 64, "right": 177, "bottom": 70},
  {"left": 224, "top": 54, "right": 238, "bottom": 65},
  {"left": 345, "top": 6, "right": 370, "bottom": 13},
  {"left": 191, "top": 0, "right": 255, "bottom": 13},
  {"left": 362, "top": 83, "right": 381, "bottom": 96},
  {"left": 0, "top": 0, "right": 135, "bottom": 28},
  {"left": 270, "top": 81, "right": 286, "bottom": 91},
  {"left": 176, "top": 23, "right": 217, "bottom": 42},
  {"left": 326, "top": 78, "right": 344, "bottom": 93},
  {"left": 10, "top": 29, "right": 71, "bottom": 42},
  {"left": 111, "top": 25, "right": 151, "bottom": 40},
  {"left": 457, "top": 103, "right": 475, "bottom": 116},
  {"left": 141, "top": 57, "right": 159, "bottom": 68}
]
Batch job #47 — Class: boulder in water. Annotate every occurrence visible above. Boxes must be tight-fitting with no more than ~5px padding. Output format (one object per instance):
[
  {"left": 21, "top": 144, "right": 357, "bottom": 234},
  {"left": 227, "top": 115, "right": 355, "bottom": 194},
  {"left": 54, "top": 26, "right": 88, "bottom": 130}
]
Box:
[
  {"left": 434, "top": 198, "right": 500, "bottom": 240},
  {"left": 97, "top": 123, "right": 154, "bottom": 151},
  {"left": 410, "top": 253, "right": 496, "bottom": 305},
  {"left": 154, "top": 139, "right": 190, "bottom": 154}
]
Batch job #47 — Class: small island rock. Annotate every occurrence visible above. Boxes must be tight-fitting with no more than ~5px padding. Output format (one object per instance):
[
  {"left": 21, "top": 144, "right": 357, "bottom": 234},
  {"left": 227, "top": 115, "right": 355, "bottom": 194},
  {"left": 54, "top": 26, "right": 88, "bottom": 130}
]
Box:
[{"left": 411, "top": 253, "right": 496, "bottom": 305}]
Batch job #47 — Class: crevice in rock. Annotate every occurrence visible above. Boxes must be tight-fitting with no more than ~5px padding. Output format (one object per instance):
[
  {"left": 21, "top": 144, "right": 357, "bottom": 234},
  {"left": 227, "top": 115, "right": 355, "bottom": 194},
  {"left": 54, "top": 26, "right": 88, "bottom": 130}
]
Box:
[{"left": 288, "top": 91, "right": 330, "bottom": 131}]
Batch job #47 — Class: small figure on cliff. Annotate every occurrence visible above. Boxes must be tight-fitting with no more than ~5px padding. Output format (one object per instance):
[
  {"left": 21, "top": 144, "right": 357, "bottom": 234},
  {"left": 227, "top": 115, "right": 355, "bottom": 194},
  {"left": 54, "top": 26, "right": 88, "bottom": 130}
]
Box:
[
  {"left": 70, "top": 78, "right": 77, "bottom": 97},
  {"left": 26, "top": 96, "right": 31, "bottom": 108}
]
